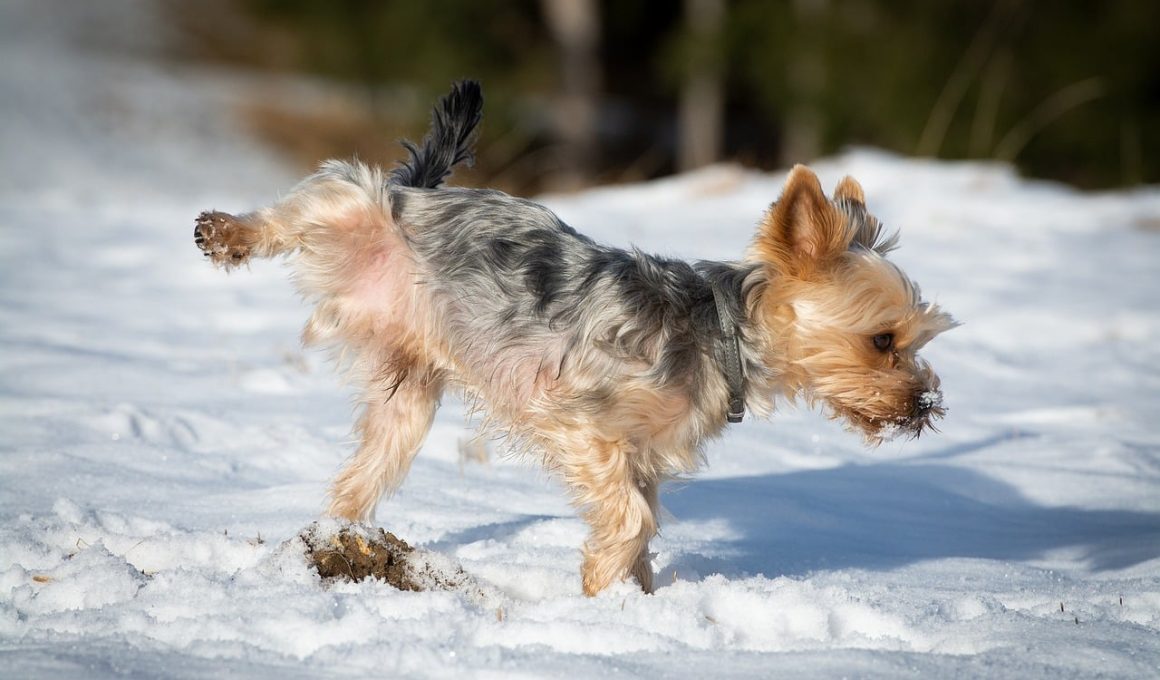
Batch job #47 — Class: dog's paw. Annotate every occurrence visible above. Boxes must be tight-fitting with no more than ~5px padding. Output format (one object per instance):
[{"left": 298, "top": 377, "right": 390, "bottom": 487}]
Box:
[{"left": 194, "top": 211, "right": 252, "bottom": 268}]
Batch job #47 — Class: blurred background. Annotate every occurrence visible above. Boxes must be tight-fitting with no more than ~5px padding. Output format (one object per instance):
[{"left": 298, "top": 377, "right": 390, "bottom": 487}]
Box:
[{"left": 14, "top": 0, "right": 1160, "bottom": 194}]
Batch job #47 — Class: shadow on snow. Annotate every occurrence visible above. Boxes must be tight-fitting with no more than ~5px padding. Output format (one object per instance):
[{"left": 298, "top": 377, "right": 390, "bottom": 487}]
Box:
[{"left": 659, "top": 456, "right": 1160, "bottom": 580}]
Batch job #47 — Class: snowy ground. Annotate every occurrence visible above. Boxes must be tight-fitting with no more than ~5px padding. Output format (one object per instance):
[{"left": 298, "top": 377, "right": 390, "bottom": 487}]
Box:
[{"left": 2, "top": 3, "right": 1160, "bottom": 678}]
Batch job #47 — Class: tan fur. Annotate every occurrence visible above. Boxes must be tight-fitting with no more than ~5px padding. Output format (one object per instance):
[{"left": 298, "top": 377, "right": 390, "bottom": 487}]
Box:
[
  {"left": 746, "top": 165, "right": 956, "bottom": 443},
  {"left": 834, "top": 175, "right": 866, "bottom": 203}
]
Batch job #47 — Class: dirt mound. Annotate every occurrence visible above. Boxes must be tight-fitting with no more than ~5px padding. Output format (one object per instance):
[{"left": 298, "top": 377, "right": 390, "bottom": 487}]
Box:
[
  {"left": 298, "top": 522, "right": 481, "bottom": 596},
  {"left": 303, "top": 523, "right": 419, "bottom": 589}
]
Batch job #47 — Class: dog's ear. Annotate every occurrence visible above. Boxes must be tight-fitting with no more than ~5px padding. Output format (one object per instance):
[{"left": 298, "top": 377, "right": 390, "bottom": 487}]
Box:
[
  {"left": 754, "top": 165, "right": 846, "bottom": 274},
  {"left": 833, "top": 175, "right": 865, "bottom": 204}
]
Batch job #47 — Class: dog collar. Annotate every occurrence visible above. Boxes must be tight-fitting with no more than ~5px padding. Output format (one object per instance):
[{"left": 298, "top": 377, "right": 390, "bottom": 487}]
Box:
[{"left": 709, "top": 278, "right": 747, "bottom": 423}]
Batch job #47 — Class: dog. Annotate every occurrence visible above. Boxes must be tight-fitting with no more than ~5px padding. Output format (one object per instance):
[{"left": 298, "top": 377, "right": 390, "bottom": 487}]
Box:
[{"left": 194, "top": 81, "right": 956, "bottom": 595}]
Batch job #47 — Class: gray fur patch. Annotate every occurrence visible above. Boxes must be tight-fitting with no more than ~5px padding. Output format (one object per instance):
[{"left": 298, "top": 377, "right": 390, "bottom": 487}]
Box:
[
  {"left": 838, "top": 198, "right": 899, "bottom": 255},
  {"left": 391, "top": 186, "right": 758, "bottom": 403}
]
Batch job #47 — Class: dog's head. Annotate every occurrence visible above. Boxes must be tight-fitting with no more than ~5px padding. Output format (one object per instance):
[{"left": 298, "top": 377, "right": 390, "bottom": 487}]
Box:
[{"left": 748, "top": 165, "right": 957, "bottom": 443}]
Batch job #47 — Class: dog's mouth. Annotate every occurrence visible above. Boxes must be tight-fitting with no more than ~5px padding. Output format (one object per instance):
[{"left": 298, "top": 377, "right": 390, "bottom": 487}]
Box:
[{"left": 830, "top": 389, "right": 946, "bottom": 444}]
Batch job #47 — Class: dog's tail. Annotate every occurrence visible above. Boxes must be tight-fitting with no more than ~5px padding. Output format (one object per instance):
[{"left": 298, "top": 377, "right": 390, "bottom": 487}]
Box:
[{"left": 390, "top": 80, "right": 483, "bottom": 189}]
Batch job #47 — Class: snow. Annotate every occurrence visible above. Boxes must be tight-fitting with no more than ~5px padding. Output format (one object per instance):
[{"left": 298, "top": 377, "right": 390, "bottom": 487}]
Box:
[{"left": 2, "top": 2, "right": 1159, "bottom": 678}]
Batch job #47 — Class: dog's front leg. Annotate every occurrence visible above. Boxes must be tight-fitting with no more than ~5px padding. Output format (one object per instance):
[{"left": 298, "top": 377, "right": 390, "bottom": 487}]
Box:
[{"left": 565, "top": 439, "right": 659, "bottom": 595}]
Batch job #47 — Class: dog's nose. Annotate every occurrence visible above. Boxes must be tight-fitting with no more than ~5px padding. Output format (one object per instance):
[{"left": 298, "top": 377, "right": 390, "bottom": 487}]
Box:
[{"left": 913, "top": 390, "right": 942, "bottom": 417}]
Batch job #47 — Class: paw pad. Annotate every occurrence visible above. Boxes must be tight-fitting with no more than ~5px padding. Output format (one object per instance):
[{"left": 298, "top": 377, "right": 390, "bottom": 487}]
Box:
[{"left": 194, "top": 211, "right": 252, "bottom": 267}]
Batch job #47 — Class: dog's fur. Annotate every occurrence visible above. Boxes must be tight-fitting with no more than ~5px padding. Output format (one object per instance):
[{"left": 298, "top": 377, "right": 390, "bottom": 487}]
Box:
[{"left": 194, "top": 81, "right": 956, "bottom": 595}]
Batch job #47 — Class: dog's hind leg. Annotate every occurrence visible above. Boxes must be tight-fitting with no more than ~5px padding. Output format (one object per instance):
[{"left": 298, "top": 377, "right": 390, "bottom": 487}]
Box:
[
  {"left": 194, "top": 161, "right": 386, "bottom": 270},
  {"left": 629, "top": 480, "right": 659, "bottom": 593},
  {"left": 327, "top": 359, "right": 443, "bottom": 523}
]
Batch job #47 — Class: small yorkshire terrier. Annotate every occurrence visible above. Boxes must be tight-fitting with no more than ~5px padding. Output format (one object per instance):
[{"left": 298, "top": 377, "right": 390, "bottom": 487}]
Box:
[{"left": 195, "top": 81, "right": 956, "bottom": 595}]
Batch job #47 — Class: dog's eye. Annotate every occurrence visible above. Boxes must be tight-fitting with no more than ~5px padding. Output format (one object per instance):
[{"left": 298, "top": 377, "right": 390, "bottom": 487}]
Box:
[{"left": 872, "top": 333, "right": 894, "bottom": 352}]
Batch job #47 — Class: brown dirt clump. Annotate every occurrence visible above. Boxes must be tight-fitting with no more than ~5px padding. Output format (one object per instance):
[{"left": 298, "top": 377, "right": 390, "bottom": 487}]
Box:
[
  {"left": 298, "top": 522, "right": 483, "bottom": 597},
  {"left": 303, "top": 524, "right": 422, "bottom": 590}
]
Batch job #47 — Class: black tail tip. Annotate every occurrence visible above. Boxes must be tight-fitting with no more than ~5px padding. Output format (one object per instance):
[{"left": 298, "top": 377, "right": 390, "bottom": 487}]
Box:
[
  {"left": 390, "top": 79, "right": 485, "bottom": 189},
  {"left": 441, "top": 79, "right": 484, "bottom": 140},
  {"left": 450, "top": 79, "right": 483, "bottom": 104}
]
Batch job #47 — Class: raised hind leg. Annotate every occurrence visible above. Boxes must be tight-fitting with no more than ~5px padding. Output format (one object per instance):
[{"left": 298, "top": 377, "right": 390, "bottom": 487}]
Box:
[
  {"left": 327, "top": 359, "right": 444, "bottom": 523},
  {"left": 194, "top": 160, "right": 386, "bottom": 269}
]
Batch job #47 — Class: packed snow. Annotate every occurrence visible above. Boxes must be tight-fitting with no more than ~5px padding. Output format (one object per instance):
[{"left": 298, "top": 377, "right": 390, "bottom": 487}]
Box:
[{"left": 2, "top": 2, "right": 1159, "bottom": 678}]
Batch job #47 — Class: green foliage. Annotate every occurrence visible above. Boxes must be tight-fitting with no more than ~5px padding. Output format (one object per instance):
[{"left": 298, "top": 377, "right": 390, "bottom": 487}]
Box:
[
  {"left": 245, "top": 0, "right": 553, "bottom": 92},
  {"left": 726, "top": 0, "right": 1159, "bottom": 186},
  {"left": 206, "top": 0, "right": 1157, "bottom": 187}
]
